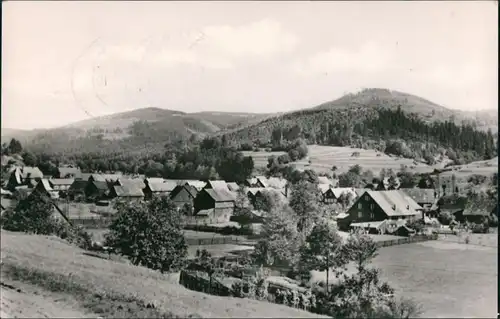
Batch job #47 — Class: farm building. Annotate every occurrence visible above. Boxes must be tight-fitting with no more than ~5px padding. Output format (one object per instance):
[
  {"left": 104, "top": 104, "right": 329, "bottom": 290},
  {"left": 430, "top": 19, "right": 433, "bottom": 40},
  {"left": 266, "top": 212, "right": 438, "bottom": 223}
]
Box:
[
  {"left": 33, "top": 179, "right": 59, "bottom": 199},
  {"left": 337, "top": 190, "right": 423, "bottom": 231},
  {"left": 56, "top": 166, "right": 82, "bottom": 179},
  {"left": 67, "top": 180, "right": 88, "bottom": 200},
  {"left": 192, "top": 208, "right": 232, "bottom": 225},
  {"left": 193, "top": 188, "right": 236, "bottom": 222},
  {"left": 6, "top": 166, "right": 44, "bottom": 191},
  {"left": 143, "top": 181, "right": 178, "bottom": 199},
  {"left": 109, "top": 184, "right": 144, "bottom": 201},
  {"left": 400, "top": 188, "right": 436, "bottom": 211},
  {"left": 170, "top": 184, "right": 199, "bottom": 207},
  {"left": 84, "top": 180, "right": 110, "bottom": 200},
  {"left": 115, "top": 178, "right": 146, "bottom": 189},
  {"left": 318, "top": 184, "right": 334, "bottom": 204}
]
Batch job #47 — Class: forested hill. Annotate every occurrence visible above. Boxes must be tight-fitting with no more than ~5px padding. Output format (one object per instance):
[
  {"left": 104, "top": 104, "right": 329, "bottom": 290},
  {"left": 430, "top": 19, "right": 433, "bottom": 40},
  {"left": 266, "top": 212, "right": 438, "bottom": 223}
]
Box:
[
  {"left": 1, "top": 108, "right": 273, "bottom": 156},
  {"left": 223, "top": 92, "right": 497, "bottom": 165},
  {"left": 314, "top": 88, "right": 498, "bottom": 131}
]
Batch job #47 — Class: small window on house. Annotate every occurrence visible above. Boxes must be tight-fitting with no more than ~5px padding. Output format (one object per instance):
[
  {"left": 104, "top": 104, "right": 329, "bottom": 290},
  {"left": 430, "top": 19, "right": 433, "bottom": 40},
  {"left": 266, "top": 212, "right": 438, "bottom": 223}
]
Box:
[
  {"left": 370, "top": 212, "right": 374, "bottom": 219},
  {"left": 358, "top": 203, "right": 362, "bottom": 209},
  {"left": 370, "top": 204, "right": 374, "bottom": 211},
  {"left": 365, "top": 195, "right": 369, "bottom": 201},
  {"left": 358, "top": 211, "right": 362, "bottom": 218}
]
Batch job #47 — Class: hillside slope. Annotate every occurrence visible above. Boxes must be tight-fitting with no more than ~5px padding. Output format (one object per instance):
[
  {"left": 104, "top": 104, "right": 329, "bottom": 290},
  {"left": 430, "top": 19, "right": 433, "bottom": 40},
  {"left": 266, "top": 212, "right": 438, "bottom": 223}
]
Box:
[
  {"left": 2, "top": 108, "right": 272, "bottom": 155},
  {"left": 1, "top": 231, "right": 326, "bottom": 318}
]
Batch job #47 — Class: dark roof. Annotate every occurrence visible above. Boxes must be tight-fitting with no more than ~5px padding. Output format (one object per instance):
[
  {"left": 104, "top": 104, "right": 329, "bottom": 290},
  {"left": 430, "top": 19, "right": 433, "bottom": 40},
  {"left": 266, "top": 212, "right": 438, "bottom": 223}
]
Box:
[
  {"left": 91, "top": 180, "right": 110, "bottom": 191},
  {"left": 400, "top": 188, "right": 436, "bottom": 204},
  {"left": 69, "top": 180, "right": 88, "bottom": 191},
  {"left": 204, "top": 188, "right": 236, "bottom": 202}
]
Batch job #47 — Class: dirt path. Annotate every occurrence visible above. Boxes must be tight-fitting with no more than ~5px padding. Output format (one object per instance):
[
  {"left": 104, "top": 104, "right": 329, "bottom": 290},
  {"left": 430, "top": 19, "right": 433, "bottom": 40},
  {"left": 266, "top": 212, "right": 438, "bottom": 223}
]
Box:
[{"left": 0, "top": 280, "right": 95, "bottom": 318}]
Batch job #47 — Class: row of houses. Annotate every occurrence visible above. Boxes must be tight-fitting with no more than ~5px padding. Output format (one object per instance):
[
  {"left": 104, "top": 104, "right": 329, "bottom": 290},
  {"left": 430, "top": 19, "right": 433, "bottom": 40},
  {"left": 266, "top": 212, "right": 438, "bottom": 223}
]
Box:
[{"left": 2, "top": 166, "right": 494, "bottom": 228}]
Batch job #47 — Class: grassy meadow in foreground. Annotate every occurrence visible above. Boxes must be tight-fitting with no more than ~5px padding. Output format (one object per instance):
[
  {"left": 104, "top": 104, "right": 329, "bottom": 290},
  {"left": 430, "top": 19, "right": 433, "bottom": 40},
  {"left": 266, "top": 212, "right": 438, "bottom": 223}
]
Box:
[
  {"left": 0, "top": 231, "right": 327, "bottom": 318},
  {"left": 311, "top": 235, "right": 497, "bottom": 318}
]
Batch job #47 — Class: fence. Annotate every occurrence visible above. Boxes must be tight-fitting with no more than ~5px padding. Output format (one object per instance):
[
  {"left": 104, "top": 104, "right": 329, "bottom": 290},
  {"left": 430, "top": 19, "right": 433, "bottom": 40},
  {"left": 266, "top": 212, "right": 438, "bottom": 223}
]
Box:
[
  {"left": 375, "top": 233, "right": 438, "bottom": 248},
  {"left": 185, "top": 236, "right": 243, "bottom": 246}
]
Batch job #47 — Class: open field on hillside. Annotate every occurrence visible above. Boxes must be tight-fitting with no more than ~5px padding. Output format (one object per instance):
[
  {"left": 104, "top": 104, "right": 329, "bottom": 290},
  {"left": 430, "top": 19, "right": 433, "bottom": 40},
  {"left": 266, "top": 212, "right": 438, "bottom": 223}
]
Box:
[
  {"left": 241, "top": 150, "right": 288, "bottom": 168},
  {"left": 311, "top": 238, "right": 497, "bottom": 318},
  {"left": 439, "top": 157, "right": 498, "bottom": 178},
  {"left": 0, "top": 231, "right": 327, "bottom": 318},
  {"left": 245, "top": 145, "right": 434, "bottom": 175},
  {"left": 245, "top": 145, "right": 497, "bottom": 177}
]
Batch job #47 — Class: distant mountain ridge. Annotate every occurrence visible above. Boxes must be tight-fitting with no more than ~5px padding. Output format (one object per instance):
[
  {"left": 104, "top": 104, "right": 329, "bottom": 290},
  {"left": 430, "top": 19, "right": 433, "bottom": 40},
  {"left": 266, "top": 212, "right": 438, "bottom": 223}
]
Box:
[
  {"left": 1, "top": 88, "right": 497, "bottom": 157},
  {"left": 1, "top": 107, "right": 274, "bottom": 155}
]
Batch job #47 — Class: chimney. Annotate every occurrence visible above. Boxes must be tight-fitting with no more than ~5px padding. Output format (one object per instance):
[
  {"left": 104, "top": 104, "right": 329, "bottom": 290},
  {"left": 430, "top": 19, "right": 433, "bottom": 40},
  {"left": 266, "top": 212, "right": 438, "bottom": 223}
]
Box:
[
  {"left": 392, "top": 204, "right": 396, "bottom": 210},
  {"left": 406, "top": 204, "right": 410, "bottom": 210}
]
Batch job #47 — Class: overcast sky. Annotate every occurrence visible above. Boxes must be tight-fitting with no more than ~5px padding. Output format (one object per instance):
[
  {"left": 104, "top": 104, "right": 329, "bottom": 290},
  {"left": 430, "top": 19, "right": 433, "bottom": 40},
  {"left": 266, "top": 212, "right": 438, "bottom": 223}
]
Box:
[{"left": 2, "top": 1, "right": 497, "bottom": 130}]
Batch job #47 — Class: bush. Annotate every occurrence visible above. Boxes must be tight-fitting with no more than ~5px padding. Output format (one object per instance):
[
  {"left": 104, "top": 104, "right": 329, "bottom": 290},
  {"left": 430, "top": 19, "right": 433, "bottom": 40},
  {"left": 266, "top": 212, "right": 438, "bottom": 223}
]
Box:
[
  {"left": 437, "top": 211, "right": 454, "bottom": 226},
  {"left": 105, "top": 196, "right": 188, "bottom": 273},
  {"left": 1, "top": 194, "right": 64, "bottom": 235}
]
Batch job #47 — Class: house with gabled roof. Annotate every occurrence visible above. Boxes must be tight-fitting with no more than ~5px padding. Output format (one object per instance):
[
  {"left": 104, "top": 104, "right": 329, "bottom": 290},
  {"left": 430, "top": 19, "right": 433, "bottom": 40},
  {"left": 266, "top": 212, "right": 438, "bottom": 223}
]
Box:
[
  {"left": 193, "top": 187, "right": 236, "bottom": 223},
  {"left": 33, "top": 179, "right": 59, "bottom": 199},
  {"left": 110, "top": 184, "right": 144, "bottom": 201},
  {"left": 143, "top": 181, "right": 178, "bottom": 200},
  {"left": 6, "top": 166, "right": 44, "bottom": 191},
  {"left": 68, "top": 180, "right": 88, "bottom": 200},
  {"left": 170, "top": 184, "right": 199, "bottom": 208},
  {"left": 337, "top": 190, "right": 423, "bottom": 231},
  {"left": 85, "top": 180, "right": 110, "bottom": 200}
]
